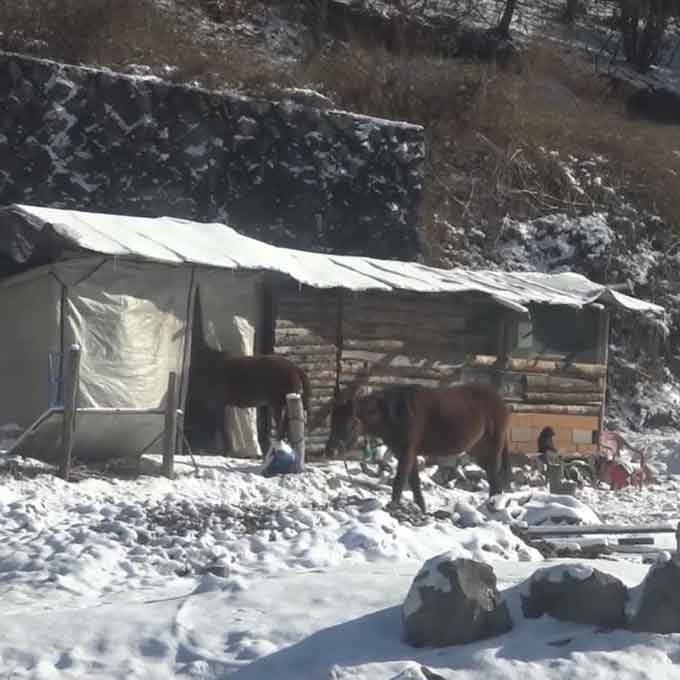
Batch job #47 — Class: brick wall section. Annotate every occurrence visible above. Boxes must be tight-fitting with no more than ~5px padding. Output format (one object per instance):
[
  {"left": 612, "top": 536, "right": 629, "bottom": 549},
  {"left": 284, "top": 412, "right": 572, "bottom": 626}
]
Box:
[{"left": 510, "top": 413, "right": 600, "bottom": 455}]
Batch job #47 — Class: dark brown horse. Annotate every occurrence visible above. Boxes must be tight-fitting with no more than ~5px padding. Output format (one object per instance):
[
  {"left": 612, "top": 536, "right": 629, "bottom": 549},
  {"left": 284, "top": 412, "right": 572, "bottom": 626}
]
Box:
[
  {"left": 324, "top": 383, "right": 511, "bottom": 512},
  {"left": 187, "top": 348, "right": 311, "bottom": 449}
]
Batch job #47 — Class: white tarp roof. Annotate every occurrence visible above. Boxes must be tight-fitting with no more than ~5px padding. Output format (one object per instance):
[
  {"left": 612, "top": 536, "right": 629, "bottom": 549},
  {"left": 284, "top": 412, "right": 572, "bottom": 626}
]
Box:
[{"left": 5, "top": 204, "right": 664, "bottom": 317}]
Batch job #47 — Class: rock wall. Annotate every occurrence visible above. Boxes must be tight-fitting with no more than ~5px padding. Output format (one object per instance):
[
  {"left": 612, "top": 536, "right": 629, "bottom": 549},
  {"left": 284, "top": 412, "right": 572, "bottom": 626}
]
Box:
[{"left": 0, "top": 52, "right": 425, "bottom": 259}]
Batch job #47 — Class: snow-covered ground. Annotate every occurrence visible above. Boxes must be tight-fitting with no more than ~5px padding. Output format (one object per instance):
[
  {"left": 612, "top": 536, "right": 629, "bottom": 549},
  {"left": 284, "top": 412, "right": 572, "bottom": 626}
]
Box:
[{"left": 1, "top": 448, "right": 680, "bottom": 679}]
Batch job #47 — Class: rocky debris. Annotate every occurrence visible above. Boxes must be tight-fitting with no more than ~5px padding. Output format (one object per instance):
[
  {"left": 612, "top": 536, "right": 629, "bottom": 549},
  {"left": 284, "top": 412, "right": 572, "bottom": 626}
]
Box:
[
  {"left": 511, "top": 464, "right": 547, "bottom": 488},
  {"left": 521, "top": 564, "right": 627, "bottom": 628},
  {"left": 403, "top": 554, "right": 512, "bottom": 647},
  {"left": 386, "top": 500, "right": 431, "bottom": 527},
  {"left": 452, "top": 499, "right": 486, "bottom": 528},
  {"left": 628, "top": 552, "right": 680, "bottom": 633},
  {"left": 89, "top": 493, "right": 439, "bottom": 548}
]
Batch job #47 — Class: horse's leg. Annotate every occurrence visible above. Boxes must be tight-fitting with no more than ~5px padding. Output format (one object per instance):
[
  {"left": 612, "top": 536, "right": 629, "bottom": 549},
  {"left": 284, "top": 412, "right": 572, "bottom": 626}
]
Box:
[
  {"left": 408, "top": 465, "right": 426, "bottom": 513},
  {"left": 279, "top": 404, "right": 290, "bottom": 442},
  {"left": 472, "top": 436, "right": 505, "bottom": 497},
  {"left": 222, "top": 406, "right": 234, "bottom": 454},
  {"left": 390, "top": 445, "right": 415, "bottom": 508}
]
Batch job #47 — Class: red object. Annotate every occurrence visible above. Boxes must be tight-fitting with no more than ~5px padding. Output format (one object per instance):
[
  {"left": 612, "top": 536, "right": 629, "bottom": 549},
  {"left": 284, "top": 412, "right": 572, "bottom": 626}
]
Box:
[{"left": 600, "top": 460, "right": 631, "bottom": 490}]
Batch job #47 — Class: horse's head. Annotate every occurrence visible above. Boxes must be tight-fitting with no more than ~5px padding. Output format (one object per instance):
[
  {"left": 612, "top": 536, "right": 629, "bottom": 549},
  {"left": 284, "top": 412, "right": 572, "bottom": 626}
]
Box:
[{"left": 324, "top": 385, "right": 371, "bottom": 457}]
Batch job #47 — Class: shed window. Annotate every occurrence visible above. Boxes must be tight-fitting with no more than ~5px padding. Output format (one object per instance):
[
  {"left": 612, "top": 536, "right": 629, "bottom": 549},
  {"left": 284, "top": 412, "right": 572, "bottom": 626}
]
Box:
[{"left": 512, "top": 306, "right": 599, "bottom": 362}]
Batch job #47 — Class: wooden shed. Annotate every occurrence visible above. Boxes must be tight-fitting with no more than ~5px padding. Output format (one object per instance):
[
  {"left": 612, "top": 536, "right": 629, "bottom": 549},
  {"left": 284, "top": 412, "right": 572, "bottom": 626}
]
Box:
[
  {"left": 268, "top": 274, "right": 661, "bottom": 458},
  {"left": 0, "top": 204, "right": 664, "bottom": 463}
]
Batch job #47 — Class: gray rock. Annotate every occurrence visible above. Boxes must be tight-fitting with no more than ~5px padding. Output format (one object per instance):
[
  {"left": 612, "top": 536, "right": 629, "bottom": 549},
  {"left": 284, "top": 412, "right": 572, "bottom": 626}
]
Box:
[
  {"left": 403, "top": 555, "right": 512, "bottom": 647},
  {"left": 521, "top": 564, "right": 626, "bottom": 628},
  {"left": 629, "top": 553, "right": 680, "bottom": 633}
]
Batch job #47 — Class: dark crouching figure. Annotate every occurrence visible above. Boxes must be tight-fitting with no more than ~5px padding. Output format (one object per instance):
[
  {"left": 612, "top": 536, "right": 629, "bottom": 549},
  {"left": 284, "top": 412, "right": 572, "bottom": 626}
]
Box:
[
  {"left": 325, "top": 383, "right": 512, "bottom": 513},
  {"left": 537, "top": 426, "right": 558, "bottom": 465}
]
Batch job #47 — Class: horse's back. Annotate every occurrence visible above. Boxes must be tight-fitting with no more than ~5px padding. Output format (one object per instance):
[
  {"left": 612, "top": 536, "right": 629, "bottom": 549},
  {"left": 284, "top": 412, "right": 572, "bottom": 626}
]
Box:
[
  {"left": 404, "top": 383, "right": 509, "bottom": 454},
  {"left": 194, "top": 351, "right": 307, "bottom": 408}
]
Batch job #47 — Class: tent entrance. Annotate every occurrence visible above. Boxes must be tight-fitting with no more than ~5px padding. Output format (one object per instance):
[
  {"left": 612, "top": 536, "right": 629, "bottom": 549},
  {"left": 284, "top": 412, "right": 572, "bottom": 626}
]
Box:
[{"left": 183, "top": 278, "right": 263, "bottom": 458}]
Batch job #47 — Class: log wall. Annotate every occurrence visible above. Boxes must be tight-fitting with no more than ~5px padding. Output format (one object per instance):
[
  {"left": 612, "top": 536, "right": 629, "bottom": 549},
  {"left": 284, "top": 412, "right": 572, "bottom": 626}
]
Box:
[
  {"left": 338, "top": 291, "right": 497, "bottom": 394},
  {"left": 271, "top": 286, "right": 608, "bottom": 458},
  {"left": 272, "top": 287, "right": 341, "bottom": 455}
]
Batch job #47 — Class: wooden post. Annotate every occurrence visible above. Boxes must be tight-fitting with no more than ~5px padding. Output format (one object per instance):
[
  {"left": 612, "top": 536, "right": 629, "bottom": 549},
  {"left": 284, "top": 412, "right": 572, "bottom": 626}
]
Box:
[
  {"left": 547, "top": 463, "right": 562, "bottom": 494},
  {"left": 162, "top": 371, "right": 178, "bottom": 479},
  {"left": 59, "top": 344, "right": 81, "bottom": 480},
  {"left": 596, "top": 309, "right": 610, "bottom": 450},
  {"left": 286, "top": 392, "right": 305, "bottom": 472}
]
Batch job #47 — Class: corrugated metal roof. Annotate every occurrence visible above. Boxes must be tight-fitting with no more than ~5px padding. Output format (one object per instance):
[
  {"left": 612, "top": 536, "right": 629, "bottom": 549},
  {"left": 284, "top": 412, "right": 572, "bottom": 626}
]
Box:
[{"left": 4, "top": 203, "right": 665, "bottom": 317}]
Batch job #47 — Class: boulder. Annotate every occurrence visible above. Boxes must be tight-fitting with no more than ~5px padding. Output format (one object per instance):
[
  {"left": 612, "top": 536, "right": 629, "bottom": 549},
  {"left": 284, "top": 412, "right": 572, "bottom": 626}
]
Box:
[
  {"left": 521, "top": 564, "right": 627, "bottom": 628},
  {"left": 628, "top": 553, "right": 680, "bottom": 633},
  {"left": 403, "top": 554, "right": 512, "bottom": 647}
]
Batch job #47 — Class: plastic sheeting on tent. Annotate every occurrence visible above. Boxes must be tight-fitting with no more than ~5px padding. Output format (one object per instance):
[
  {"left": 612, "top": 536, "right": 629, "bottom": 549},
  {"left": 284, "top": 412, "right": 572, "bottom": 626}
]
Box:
[
  {"left": 0, "top": 270, "right": 62, "bottom": 428},
  {"left": 194, "top": 269, "right": 263, "bottom": 458},
  {"left": 54, "top": 259, "right": 191, "bottom": 412}
]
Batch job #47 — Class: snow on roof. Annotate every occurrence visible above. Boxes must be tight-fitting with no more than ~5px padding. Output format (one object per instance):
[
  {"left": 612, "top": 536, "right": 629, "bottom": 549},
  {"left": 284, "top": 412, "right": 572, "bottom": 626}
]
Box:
[{"left": 3, "top": 203, "right": 665, "bottom": 317}]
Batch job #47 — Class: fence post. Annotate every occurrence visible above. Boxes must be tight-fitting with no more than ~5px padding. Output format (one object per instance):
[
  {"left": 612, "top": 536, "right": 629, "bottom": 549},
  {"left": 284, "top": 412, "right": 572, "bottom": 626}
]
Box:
[
  {"left": 286, "top": 392, "right": 306, "bottom": 472},
  {"left": 59, "top": 344, "right": 81, "bottom": 480},
  {"left": 162, "top": 371, "right": 178, "bottom": 479}
]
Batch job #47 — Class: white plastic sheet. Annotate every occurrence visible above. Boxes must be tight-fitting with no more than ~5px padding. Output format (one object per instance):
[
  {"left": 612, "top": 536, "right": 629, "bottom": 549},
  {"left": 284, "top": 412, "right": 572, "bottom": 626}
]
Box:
[
  {"left": 56, "top": 259, "right": 191, "bottom": 410},
  {"left": 194, "top": 269, "right": 263, "bottom": 458}
]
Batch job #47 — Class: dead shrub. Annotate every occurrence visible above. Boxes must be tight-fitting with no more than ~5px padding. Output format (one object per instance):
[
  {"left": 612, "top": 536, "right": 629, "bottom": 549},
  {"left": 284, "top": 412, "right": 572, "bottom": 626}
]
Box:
[{"left": 0, "top": 0, "right": 181, "bottom": 66}]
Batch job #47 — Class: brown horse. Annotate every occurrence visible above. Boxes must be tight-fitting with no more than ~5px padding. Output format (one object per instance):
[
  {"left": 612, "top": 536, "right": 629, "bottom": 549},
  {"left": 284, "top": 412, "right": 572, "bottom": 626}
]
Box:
[
  {"left": 186, "top": 348, "right": 311, "bottom": 449},
  {"left": 324, "top": 383, "right": 511, "bottom": 512}
]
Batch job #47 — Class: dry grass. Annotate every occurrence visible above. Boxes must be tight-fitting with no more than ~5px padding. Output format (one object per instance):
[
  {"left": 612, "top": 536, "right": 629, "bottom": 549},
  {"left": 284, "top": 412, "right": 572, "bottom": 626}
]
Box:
[
  {"left": 0, "top": 0, "right": 297, "bottom": 91},
  {"left": 301, "top": 39, "right": 680, "bottom": 261},
  {"left": 0, "top": 0, "right": 178, "bottom": 65},
  {"left": 2, "top": 0, "right": 679, "bottom": 259}
]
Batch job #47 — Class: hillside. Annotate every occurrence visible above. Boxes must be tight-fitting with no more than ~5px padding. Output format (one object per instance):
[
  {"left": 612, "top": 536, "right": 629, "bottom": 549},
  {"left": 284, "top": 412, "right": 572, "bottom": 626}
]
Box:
[{"left": 2, "top": 0, "right": 680, "bottom": 429}]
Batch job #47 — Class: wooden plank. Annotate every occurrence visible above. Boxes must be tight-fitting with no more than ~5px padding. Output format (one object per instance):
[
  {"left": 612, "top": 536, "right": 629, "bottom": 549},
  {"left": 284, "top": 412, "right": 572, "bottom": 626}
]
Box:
[
  {"left": 275, "top": 328, "right": 338, "bottom": 345},
  {"left": 509, "top": 403, "right": 601, "bottom": 416},
  {"left": 307, "top": 376, "right": 339, "bottom": 387},
  {"left": 162, "top": 371, "right": 178, "bottom": 479},
  {"left": 342, "top": 350, "right": 466, "bottom": 369},
  {"left": 342, "top": 324, "right": 467, "bottom": 346},
  {"left": 340, "top": 365, "right": 462, "bottom": 382},
  {"left": 523, "top": 374, "right": 600, "bottom": 392},
  {"left": 597, "top": 308, "right": 610, "bottom": 444},
  {"left": 344, "top": 294, "right": 467, "bottom": 313},
  {"left": 274, "top": 344, "right": 337, "bottom": 356},
  {"left": 59, "top": 344, "right": 81, "bottom": 480},
  {"left": 275, "top": 318, "right": 336, "bottom": 330},
  {"left": 340, "top": 375, "right": 440, "bottom": 388},
  {"left": 342, "top": 310, "right": 467, "bottom": 330},
  {"left": 523, "top": 524, "right": 676, "bottom": 538},
  {"left": 524, "top": 391, "right": 602, "bottom": 405},
  {"left": 473, "top": 355, "right": 607, "bottom": 378},
  {"left": 275, "top": 359, "right": 337, "bottom": 372},
  {"left": 341, "top": 337, "right": 475, "bottom": 355}
]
